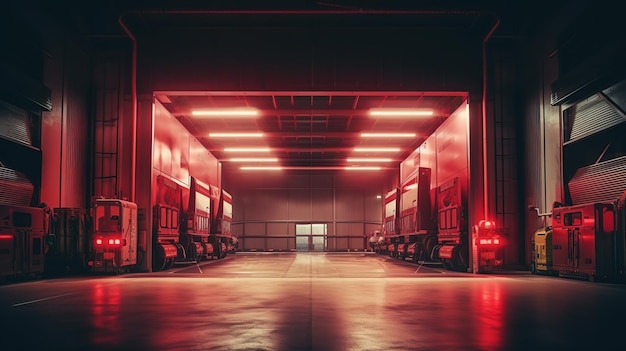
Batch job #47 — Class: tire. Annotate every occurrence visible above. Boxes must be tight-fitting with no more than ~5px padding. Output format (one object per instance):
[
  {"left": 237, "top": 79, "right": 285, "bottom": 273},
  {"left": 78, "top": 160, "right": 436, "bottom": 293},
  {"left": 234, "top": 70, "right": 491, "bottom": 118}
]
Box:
[
  {"left": 450, "top": 245, "right": 468, "bottom": 272},
  {"left": 214, "top": 244, "right": 220, "bottom": 259},
  {"left": 152, "top": 245, "right": 167, "bottom": 272},
  {"left": 221, "top": 243, "right": 228, "bottom": 258},
  {"left": 423, "top": 235, "right": 438, "bottom": 261}
]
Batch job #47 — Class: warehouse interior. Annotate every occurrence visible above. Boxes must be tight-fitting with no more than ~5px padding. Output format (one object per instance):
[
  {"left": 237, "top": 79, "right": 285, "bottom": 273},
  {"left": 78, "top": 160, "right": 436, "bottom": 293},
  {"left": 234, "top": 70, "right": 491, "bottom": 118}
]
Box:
[
  {"left": 2, "top": 0, "right": 622, "bottom": 271},
  {"left": 3, "top": 1, "right": 626, "bottom": 351}
]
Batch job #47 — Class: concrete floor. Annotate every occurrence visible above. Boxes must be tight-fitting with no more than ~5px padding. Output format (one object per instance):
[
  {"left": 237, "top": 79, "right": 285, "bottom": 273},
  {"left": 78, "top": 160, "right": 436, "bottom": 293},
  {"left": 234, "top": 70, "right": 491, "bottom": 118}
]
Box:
[{"left": 1, "top": 253, "right": 626, "bottom": 351}]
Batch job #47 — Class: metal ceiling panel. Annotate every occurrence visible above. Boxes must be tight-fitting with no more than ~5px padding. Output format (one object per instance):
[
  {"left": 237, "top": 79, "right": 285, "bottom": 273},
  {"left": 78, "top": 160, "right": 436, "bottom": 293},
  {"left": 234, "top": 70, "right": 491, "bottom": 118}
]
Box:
[{"left": 157, "top": 91, "right": 466, "bottom": 170}]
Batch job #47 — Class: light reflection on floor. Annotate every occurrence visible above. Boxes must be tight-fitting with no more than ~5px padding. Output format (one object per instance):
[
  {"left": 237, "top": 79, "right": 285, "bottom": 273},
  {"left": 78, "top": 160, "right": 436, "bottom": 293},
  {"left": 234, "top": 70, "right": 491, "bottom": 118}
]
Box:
[{"left": 1, "top": 253, "right": 626, "bottom": 351}]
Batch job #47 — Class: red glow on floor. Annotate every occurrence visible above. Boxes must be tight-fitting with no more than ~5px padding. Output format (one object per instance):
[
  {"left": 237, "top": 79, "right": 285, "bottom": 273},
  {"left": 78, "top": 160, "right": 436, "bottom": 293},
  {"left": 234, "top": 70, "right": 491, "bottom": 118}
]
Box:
[
  {"left": 472, "top": 282, "right": 504, "bottom": 350},
  {"left": 91, "top": 283, "right": 121, "bottom": 345}
]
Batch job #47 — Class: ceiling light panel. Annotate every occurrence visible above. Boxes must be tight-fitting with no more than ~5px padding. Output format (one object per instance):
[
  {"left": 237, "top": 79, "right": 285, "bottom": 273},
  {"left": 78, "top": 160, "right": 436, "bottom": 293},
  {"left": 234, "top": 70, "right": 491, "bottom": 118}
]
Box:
[
  {"left": 223, "top": 147, "right": 271, "bottom": 152},
  {"left": 229, "top": 158, "right": 278, "bottom": 162},
  {"left": 345, "top": 166, "right": 382, "bottom": 170},
  {"left": 346, "top": 158, "right": 393, "bottom": 162},
  {"left": 209, "top": 133, "right": 264, "bottom": 137},
  {"left": 353, "top": 147, "right": 401, "bottom": 152},
  {"left": 192, "top": 108, "right": 259, "bottom": 117},
  {"left": 369, "top": 109, "right": 433, "bottom": 117},
  {"left": 240, "top": 166, "right": 283, "bottom": 170},
  {"left": 360, "top": 133, "right": 416, "bottom": 138}
]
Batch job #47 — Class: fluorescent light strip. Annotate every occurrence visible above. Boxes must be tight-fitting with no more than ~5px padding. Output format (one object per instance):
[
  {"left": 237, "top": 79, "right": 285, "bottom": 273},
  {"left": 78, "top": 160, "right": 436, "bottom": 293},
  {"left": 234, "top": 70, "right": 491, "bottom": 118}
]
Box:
[
  {"left": 360, "top": 133, "right": 416, "bottom": 138},
  {"left": 229, "top": 158, "right": 278, "bottom": 162},
  {"left": 353, "top": 147, "right": 401, "bottom": 152},
  {"left": 192, "top": 108, "right": 258, "bottom": 116},
  {"left": 369, "top": 109, "right": 433, "bottom": 117},
  {"left": 239, "top": 166, "right": 382, "bottom": 171},
  {"left": 210, "top": 133, "right": 264, "bottom": 138},
  {"left": 346, "top": 158, "right": 393, "bottom": 162},
  {"left": 345, "top": 166, "right": 381, "bottom": 170},
  {"left": 240, "top": 166, "right": 283, "bottom": 170},
  {"left": 224, "top": 148, "right": 271, "bottom": 152}
]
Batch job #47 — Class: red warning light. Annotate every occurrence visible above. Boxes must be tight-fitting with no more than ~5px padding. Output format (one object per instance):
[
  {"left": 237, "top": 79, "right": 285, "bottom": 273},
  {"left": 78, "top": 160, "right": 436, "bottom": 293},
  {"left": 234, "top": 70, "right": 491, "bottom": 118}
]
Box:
[
  {"left": 478, "top": 238, "right": 502, "bottom": 245},
  {"left": 479, "top": 220, "right": 495, "bottom": 230}
]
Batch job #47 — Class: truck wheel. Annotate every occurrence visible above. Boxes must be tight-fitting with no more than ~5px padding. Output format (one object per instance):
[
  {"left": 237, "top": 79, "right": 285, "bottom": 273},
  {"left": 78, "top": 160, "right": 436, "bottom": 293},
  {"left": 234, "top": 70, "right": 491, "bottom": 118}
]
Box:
[
  {"left": 450, "top": 245, "right": 468, "bottom": 272},
  {"left": 423, "top": 236, "right": 437, "bottom": 261},
  {"left": 153, "top": 245, "right": 167, "bottom": 272}
]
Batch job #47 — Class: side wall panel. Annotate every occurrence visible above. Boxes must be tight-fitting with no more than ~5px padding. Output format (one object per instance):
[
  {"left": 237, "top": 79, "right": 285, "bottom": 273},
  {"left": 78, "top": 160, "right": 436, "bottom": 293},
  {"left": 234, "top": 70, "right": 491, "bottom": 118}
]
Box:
[
  {"left": 41, "top": 37, "right": 91, "bottom": 208},
  {"left": 521, "top": 3, "right": 582, "bottom": 265},
  {"left": 434, "top": 103, "right": 469, "bottom": 190}
]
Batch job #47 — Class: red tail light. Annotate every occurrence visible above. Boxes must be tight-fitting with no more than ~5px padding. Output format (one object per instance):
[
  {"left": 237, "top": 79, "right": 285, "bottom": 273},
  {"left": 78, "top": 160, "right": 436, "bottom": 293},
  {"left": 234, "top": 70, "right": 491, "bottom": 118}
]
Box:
[
  {"left": 479, "top": 238, "right": 502, "bottom": 245},
  {"left": 95, "top": 238, "right": 124, "bottom": 246}
]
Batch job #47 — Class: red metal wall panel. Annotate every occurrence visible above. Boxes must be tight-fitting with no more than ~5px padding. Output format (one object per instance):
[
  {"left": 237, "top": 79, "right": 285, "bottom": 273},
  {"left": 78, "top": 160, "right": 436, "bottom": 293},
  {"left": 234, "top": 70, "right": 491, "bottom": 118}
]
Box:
[
  {"left": 151, "top": 100, "right": 222, "bottom": 244},
  {"left": 434, "top": 102, "right": 469, "bottom": 190},
  {"left": 399, "top": 102, "right": 469, "bottom": 227},
  {"left": 153, "top": 102, "right": 178, "bottom": 178}
]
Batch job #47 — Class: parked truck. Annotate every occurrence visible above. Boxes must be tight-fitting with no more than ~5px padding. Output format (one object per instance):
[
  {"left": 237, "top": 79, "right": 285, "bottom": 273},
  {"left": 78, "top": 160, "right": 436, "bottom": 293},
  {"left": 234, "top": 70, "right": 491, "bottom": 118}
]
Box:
[
  {"left": 529, "top": 151, "right": 626, "bottom": 282},
  {"left": 530, "top": 198, "right": 626, "bottom": 282},
  {"left": 369, "top": 101, "right": 487, "bottom": 272},
  {"left": 91, "top": 198, "right": 138, "bottom": 273},
  {"left": 0, "top": 204, "right": 46, "bottom": 281},
  {"left": 152, "top": 175, "right": 236, "bottom": 271},
  {"left": 373, "top": 168, "right": 470, "bottom": 272}
]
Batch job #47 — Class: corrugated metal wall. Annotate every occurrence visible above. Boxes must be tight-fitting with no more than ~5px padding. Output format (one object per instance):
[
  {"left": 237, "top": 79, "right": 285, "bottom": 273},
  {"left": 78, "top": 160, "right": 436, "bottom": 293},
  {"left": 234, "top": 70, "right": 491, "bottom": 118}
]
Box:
[
  {"left": 569, "top": 156, "right": 626, "bottom": 204},
  {"left": 0, "top": 100, "right": 32, "bottom": 145},
  {"left": 564, "top": 94, "right": 625, "bottom": 143},
  {"left": 59, "top": 41, "right": 90, "bottom": 208}
]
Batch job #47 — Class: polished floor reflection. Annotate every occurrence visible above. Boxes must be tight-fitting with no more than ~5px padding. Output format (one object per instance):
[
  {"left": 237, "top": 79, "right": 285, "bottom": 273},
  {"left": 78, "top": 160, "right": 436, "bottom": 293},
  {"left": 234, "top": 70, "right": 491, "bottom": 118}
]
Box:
[{"left": 1, "top": 253, "right": 626, "bottom": 351}]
